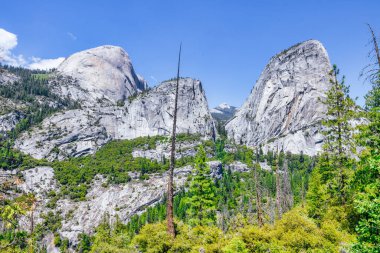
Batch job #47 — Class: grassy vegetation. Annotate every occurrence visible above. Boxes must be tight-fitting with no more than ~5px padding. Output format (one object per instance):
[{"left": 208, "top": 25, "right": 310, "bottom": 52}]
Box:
[{"left": 31, "top": 73, "right": 50, "bottom": 81}]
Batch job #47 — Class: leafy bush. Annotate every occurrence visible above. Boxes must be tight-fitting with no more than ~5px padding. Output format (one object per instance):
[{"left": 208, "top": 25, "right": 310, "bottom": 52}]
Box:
[{"left": 240, "top": 207, "right": 353, "bottom": 252}]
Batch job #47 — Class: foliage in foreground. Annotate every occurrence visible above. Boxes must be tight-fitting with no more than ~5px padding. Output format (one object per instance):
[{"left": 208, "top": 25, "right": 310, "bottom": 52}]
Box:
[{"left": 88, "top": 207, "right": 353, "bottom": 253}]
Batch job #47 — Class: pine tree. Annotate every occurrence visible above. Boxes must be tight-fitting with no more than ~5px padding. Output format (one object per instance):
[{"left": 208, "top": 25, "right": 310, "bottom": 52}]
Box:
[
  {"left": 352, "top": 24, "right": 380, "bottom": 252},
  {"left": 307, "top": 65, "right": 356, "bottom": 223},
  {"left": 185, "top": 146, "right": 217, "bottom": 226},
  {"left": 320, "top": 65, "right": 356, "bottom": 205}
]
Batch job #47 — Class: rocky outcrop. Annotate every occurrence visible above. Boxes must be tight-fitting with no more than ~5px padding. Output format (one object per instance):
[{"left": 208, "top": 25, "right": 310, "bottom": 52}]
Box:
[
  {"left": 0, "top": 68, "right": 19, "bottom": 85},
  {"left": 17, "top": 161, "right": 223, "bottom": 246},
  {"left": 132, "top": 140, "right": 202, "bottom": 161},
  {"left": 0, "top": 69, "right": 25, "bottom": 115},
  {"left": 0, "top": 111, "right": 25, "bottom": 134},
  {"left": 15, "top": 78, "right": 215, "bottom": 160},
  {"left": 226, "top": 40, "right": 331, "bottom": 155},
  {"left": 53, "top": 45, "right": 146, "bottom": 106}
]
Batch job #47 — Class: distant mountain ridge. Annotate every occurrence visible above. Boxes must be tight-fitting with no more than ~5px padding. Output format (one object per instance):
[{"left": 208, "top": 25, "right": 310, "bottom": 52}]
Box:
[{"left": 210, "top": 102, "right": 237, "bottom": 122}]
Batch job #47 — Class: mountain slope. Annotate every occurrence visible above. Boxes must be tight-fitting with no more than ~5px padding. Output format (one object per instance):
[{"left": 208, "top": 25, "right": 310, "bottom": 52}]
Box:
[
  {"left": 15, "top": 78, "right": 215, "bottom": 160},
  {"left": 210, "top": 103, "right": 237, "bottom": 122},
  {"left": 225, "top": 40, "right": 331, "bottom": 155}
]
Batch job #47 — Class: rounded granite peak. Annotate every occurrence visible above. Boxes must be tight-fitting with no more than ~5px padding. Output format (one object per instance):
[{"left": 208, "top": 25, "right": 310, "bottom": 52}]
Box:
[
  {"left": 226, "top": 39, "right": 332, "bottom": 155},
  {"left": 299, "top": 39, "right": 324, "bottom": 47},
  {"left": 297, "top": 39, "right": 328, "bottom": 55},
  {"left": 272, "top": 39, "right": 329, "bottom": 63},
  {"left": 56, "top": 45, "right": 144, "bottom": 105}
]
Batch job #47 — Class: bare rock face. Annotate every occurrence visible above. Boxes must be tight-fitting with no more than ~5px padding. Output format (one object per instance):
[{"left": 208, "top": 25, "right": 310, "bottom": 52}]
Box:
[
  {"left": 0, "top": 68, "right": 19, "bottom": 84},
  {"left": 55, "top": 45, "right": 145, "bottom": 106},
  {"left": 0, "top": 111, "right": 25, "bottom": 134},
  {"left": 17, "top": 161, "right": 223, "bottom": 246},
  {"left": 226, "top": 40, "right": 331, "bottom": 155},
  {"left": 15, "top": 78, "right": 215, "bottom": 160},
  {"left": 11, "top": 46, "right": 215, "bottom": 159}
]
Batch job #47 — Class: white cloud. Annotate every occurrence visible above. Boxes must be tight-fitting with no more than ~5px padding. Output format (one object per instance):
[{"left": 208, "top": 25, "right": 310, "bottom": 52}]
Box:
[
  {"left": 0, "top": 28, "right": 65, "bottom": 70},
  {"left": 0, "top": 28, "right": 17, "bottom": 51},
  {"left": 0, "top": 28, "right": 26, "bottom": 66},
  {"left": 28, "top": 57, "right": 65, "bottom": 70}
]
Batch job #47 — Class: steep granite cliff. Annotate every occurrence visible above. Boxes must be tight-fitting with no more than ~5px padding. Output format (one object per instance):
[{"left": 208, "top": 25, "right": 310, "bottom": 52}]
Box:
[
  {"left": 15, "top": 78, "right": 215, "bottom": 159},
  {"left": 225, "top": 40, "right": 331, "bottom": 155}
]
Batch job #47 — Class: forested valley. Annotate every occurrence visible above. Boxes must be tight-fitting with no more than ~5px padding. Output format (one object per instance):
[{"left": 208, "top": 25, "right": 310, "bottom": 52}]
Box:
[{"left": 0, "top": 25, "right": 379, "bottom": 253}]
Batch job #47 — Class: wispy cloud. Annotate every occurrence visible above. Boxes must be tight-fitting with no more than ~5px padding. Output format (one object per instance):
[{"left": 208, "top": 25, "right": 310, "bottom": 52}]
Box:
[
  {"left": 67, "top": 32, "right": 77, "bottom": 41},
  {"left": 0, "top": 28, "right": 65, "bottom": 70},
  {"left": 150, "top": 75, "right": 158, "bottom": 83},
  {"left": 29, "top": 57, "right": 65, "bottom": 70}
]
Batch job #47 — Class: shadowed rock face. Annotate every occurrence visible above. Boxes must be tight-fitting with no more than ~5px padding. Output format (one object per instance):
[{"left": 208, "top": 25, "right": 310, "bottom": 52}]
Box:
[
  {"left": 15, "top": 78, "right": 215, "bottom": 160},
  {"left": 226, "top": 40, "right": 331, "bottom": 155},
  {"left": 55, "top": 45, "right": 146, "bottom": 106}
]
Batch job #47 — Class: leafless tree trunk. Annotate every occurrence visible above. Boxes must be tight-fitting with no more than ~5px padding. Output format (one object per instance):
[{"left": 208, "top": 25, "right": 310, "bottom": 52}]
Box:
[
  {"left": 275, "top": 150, "right": 283, "bottom": 219},
  {"left": 254, "top": 149, "right": 264, "bottom": 227},
  {"left": 301, "top": 178, "right": 305, "bottom": 208},
  {"left": 368, "top": 24, "right": 380, "bottom": 69},
  {"left": 30, "top": 200, "right": 36, "bottom": 235},
  {"left": 167, "top": 44, "right": 182, "bottom": 237},
  {"left": 361, "top": 24, "right": 380, "bottom": 83},
  {"left": 282, "top": 155, "right": 293, "bottom": 212}
]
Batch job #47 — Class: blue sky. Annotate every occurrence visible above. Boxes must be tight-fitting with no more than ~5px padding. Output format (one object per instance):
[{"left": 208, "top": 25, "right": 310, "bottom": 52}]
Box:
[{"left": 1, "top": 0, "right": 379, "bottom": 108}]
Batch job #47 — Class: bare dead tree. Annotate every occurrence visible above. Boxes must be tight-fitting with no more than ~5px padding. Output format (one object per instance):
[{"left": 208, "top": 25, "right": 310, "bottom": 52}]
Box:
[
  {"left": 360, "top": 24, "right": 380, "bottom": 84},
  {"left": 254, "top": 149, "right": 264, "bottom": 227},
  {"left": 167, "top": 44, "right": 182, "bottom": 237},
  {"left": 301, "top": 177, "right": 305, "bottom": 208},
  {"left": 282, "top": 155, "right": 293, "bottom": 212},
  {"left": 368, "top": 24, "right": 380, "bottom": 69},
  {"left": 275, "top": 148, "right": 283, "bottom": 219}
]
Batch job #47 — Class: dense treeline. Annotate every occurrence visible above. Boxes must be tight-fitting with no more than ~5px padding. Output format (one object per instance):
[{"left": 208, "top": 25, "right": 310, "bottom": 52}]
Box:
[
  {"left": 0, "top": 64, "right": 78, "bottom": 110},
  {"left": 123, "top": 150, "right": 311, "bottom": 237},
  {"left": 0, "top": 64, "right": 80, "bottom": 172},
  {"left": 82, "top": 146, "right": 350, "bottom": 252},
  {"left": 51, "top": 134, "right": 212, "bottom": 200}
]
